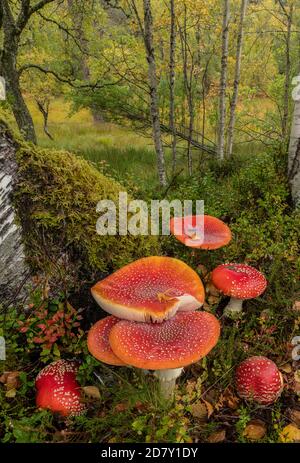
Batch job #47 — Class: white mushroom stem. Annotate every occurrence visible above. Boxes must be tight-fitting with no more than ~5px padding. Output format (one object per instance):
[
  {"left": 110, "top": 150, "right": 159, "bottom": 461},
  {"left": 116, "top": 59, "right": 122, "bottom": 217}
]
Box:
[
  {"left": 223, "top": 297, "right": 244, "bottom": 316},
  {"left": 154, "top": 368, "right": 183, "bottom": 399}
]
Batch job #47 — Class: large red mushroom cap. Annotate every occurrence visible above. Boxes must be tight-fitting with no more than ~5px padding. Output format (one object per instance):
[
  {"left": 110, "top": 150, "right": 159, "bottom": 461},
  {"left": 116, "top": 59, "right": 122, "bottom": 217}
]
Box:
[
  {"left": 87, "top": 316, "right": 126, "bottom": 366},
  {"left": 35, "top": 360, "right": 86, "bottom": 417},
  {"left": 211, "top": 263, "right": 267, "bottom": 300},
  {"left": 235, "top": 356, "right": 283, "bottom": 405},
  {"left": 108, "top": 311, "right": 220, "bottom": 370},
  {"left": 170, "top": 215, "right": 231, "bottom": 249},
  {"left": 91, "top": 256, "right": 205, "bottom": 323}
]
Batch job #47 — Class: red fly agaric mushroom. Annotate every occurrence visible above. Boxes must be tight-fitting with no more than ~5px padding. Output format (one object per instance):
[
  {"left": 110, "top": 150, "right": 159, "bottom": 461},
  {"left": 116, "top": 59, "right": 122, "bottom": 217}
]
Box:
[
  {"left": 35, "top": 360, "right": 86, "bottom": 417},
  {"left": 170, "top": 215, "right": 231, "bottom": 249},
  {"left": 91, "top": 256, "right": 205, "bottom": 323},
  {"left": 108, "top": 311, "right": 220, "bottom": 398},
  {"left": 211, "top": 263, "right": 267, "bottom": 317},
  {"left": 235, "top": 356, "right": 283, "bottom": 405},
  {"left": 87, "top": 316, "right": 125, "bottom": 366}
]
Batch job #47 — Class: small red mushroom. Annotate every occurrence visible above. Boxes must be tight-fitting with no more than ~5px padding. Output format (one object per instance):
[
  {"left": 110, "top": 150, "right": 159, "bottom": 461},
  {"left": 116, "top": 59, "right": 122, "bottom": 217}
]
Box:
[
  {"left": 211, "top": 263, "right": 267, "bottom": 317},
  {"left": 170, "top": 215, "right": 232, "bottom": 249},
  {"left": 91, "top": 256, "right": 205, "bottom": 323},
  {"left": 35, "top": 360, "right": 86, "bottom": 417},
  {"left": 235, "top": 356, "right": 283, "bottom": 405}
]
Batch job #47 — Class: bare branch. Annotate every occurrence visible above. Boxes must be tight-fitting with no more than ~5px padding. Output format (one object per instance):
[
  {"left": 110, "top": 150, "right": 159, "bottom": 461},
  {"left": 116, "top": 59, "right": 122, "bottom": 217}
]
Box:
[{"left": 18, "top": 63, "right": 123, "bottom": 89}]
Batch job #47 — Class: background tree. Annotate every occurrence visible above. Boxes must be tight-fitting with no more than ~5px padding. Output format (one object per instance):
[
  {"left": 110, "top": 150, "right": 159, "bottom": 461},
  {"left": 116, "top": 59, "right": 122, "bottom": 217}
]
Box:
[
  {"left": 227, "top": 0, "right": 248, "bottom": 158},
  {"left": 0, "top": 0, "right": 56, "bottom": 143},
  {"left": 217, "top": 0, "right": 230, "bottom": 160}
]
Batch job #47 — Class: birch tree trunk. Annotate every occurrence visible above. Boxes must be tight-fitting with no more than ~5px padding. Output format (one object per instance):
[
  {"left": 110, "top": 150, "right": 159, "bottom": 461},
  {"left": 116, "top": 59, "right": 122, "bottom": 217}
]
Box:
[
  {"left": 169, "top": 0, "right": 177, "bottom": 175},
  {"left": 0, "top": 11, "right": 37, "bottom": 144},
  {"left": 0, "top": 122, "right": 30, "bottom": 304},
  {"left": 179, "top": 5, "right": 194, "bottom": 176},
  {"left": 288, "top": 78, "right": 300, "bottom": 208},
  {"left": 282, "top": 4, "right": 293, "bottom": 140},
  {"left": 143, "top": 0, "right": 167, "bottom": 187},
  {"left": 217, "top": 0, "right": 230, "bottom": 161},
  {"left": 227, "top": 0, "right": 247, "bottom": 158}
]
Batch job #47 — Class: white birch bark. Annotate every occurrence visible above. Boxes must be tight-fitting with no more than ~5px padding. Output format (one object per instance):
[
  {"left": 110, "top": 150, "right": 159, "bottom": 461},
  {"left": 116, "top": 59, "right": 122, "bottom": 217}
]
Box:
[
  {"left": 288, "top": 78, "right": 300, "bottom": 208},
  {"left": 143, "top": 0, "right": 167, "bottom": 187},
  {"left": 227, "top": 0, "right": 247, "bottom": 158},
  {"left": 282, "top": 5, "right": 293, "bottom": 139},
  {"left": 0, "top": 122, "right": 29, "bottom": 304},
  {"left": 217, "top": 0, "right": 230, "bottom": 161},
  {"left": 169, "top": 0, "right": 177, "bottom": 175}
]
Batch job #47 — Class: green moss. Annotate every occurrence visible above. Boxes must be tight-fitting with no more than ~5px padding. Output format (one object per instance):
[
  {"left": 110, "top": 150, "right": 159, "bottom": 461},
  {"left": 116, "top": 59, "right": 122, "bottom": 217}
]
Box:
[{"left": 14, "top": 139, "right": 159, "bottom": 285}]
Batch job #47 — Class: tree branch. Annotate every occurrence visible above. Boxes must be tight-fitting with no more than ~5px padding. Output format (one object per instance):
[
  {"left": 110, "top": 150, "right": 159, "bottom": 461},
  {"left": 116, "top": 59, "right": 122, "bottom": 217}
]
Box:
[
  {"left": 18, "top": 63, "right": 123, "bottom": 89},
  {"left": 29, "top": 0, "right": 57, "bottom": 16},
  {"left": 37, "top": 11, "right": 89, "bottom": 54},
  {"left": 16, "top": 0, "right": 56, "bottom": 33},
  {"left": 102, "top": 0, "right": 130, "bottom": 19}
]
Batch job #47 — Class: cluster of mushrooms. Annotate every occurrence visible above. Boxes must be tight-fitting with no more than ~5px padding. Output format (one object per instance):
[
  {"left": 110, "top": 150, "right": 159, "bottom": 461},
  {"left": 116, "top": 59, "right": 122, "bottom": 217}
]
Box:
[{"left": 35, "top": 214, "right": 283, "bottom": 417}]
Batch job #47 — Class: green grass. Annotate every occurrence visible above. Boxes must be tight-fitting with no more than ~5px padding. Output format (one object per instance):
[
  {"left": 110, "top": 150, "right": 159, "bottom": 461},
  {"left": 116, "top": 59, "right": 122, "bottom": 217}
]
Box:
[
  {"left": 27, "top": 97, "right": 267, "bottom": 188},
  {"left": 26, "top": 97, "right": 160, "bottom": 186}
]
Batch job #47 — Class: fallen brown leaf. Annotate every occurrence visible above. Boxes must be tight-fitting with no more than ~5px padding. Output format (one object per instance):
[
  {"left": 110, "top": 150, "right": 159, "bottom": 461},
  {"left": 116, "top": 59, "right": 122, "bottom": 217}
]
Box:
[
  {"left": 203, "top": 399, "right": 214, "bottom": 418},
  {"left": 294, "top": 371, "right": 300, "bottom": 383},
  {"left": 243, "top": 420, "right": 266, "bottom": 441},
  {"left": 189, "top": 401, "right": 208, "bottom": 421},
  {"left": 82, "top": 386, "right": 101, "bottom": 400},
  {"left": 290, "top": 409, "right": 300, "bottom": 427},
  {"left": 206, "top": 282, "right": 220, "bottom": 297},
  {"left": 0, "top": 371, "right": 20, "bottom": 390},
  {"left": 185, "top": 380, "right": 197, "bottom": 397},
  {"left": 215, "top": 386, "right": 240, "bottom": 410},
  {"left": 280, "top": 363, "right": 292, "bottom": 374},
  {"left": 292, "top": 301, "right": 300, "bottom": 312},
  {"left": 134, "top": 401, "right": 146, "bottom": 411},
  {"left": 206, "top": 429, "right": 226, "bottom": 443},
  {"left": 114, "top": 402, "right": 128, "bottom": 412}
]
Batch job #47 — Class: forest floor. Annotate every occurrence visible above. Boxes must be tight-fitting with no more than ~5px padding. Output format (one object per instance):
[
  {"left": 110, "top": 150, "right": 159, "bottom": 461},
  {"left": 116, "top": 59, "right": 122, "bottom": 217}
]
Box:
[{"left": 1, "top": 100, "right": 300, "bottom": 443}]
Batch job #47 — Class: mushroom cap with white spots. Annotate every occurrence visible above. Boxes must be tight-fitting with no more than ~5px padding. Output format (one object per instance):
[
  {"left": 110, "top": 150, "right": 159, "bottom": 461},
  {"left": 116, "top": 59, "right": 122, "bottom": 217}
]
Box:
[
  {"left": 211, "top": 263, "right": 267, "bottom": 300},
  {"left": 91, "top": 256, "right": 205, "bottom": 323},
  {"left": 235, "top": 356, "right": 283, "bottom": 405},
  {"left": 35, "top": 360, "right": 86, "bottom": 417},
  {"left": 170, "top": 215, "right": 232, "bottom": 249},
  {"left": 87, "top": 316, "right": 125, "bottom": 366},
  {"left": 108, "top": 311, "right": 221, "bottom": 370}
]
